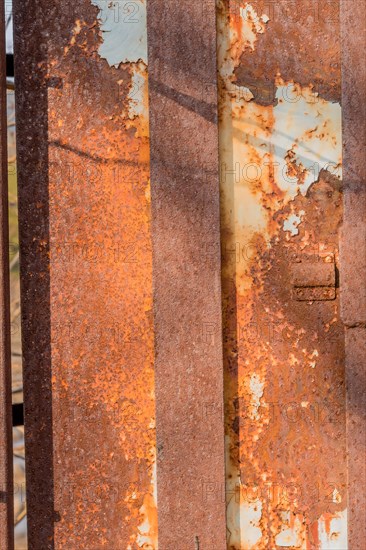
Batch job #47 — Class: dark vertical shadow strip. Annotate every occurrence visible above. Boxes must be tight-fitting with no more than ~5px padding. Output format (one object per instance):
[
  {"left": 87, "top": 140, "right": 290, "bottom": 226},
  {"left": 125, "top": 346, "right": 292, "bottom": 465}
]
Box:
[{"left": 13, "top": 1, "right": 54, "bottom": 547}]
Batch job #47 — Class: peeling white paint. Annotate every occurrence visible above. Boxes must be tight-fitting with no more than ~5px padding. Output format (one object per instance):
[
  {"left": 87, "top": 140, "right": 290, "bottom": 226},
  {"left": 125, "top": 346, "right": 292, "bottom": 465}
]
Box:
[
  {"left": 91, "top": 0, "right": 147, "bottom": 65},
  {"left": 248, "top": 373, "right": 265, "bottom": 420},
  {"left": 218, "top": 2, "right": 269, "bottom": 82},
  {"left": 89, "top": 1, "right": 150, "bottom": 137},
  {"left": 218, "top": 4, "right": 342, "bottom": 297},
  {"left": 240, "top": 500, "right": 263, "bottom": 549},
  {"left": 275, "top": 512, "right": 303, "bottom": 548},
  {"left": 283, "top": 212, "right": 303, "bottom": 236},
  {"left": 332, "top": 488, "right": 342, "bottom": 504},
  {"left": 318, "top": 510, "right": 348, "bottom": 549},
  {"left": 239, "top": 4, "right": 269, "bottom": 50},
  {"left": 126, "top": 64, "right": 147, "bottom": 119},
  {"left": 123, "top": 62, "right": 149, "bottom": 137},
  {"left": 274, "top": 80, "right": 342, "bottom": 197},
  {"left": 135, "top": 456, "right": 157, "bottom": 548},
  {"left": 226, "top": 487, "right": 263, "bottom": 550}
]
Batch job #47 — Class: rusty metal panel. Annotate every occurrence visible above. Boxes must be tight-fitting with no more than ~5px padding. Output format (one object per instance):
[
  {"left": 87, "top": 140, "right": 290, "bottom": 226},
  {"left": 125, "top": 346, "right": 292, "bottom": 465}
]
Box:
[
  {"left": 14, "top": 0, "right": 157, "bottom": 548},
  {"left": 146, "top": 0, "right": 227, "bottom": 547},
  {"left": 0, "top": 2, "right": 14, "bottom": 548},
  {"left": 340, "top": 0, "right": 366, "bottom": 547},
  {"left": 218, "top": 1, "right": 347, "bottom": 547},
  {"left": 8, "top": 1, "right": 363, "bottom": 549}
]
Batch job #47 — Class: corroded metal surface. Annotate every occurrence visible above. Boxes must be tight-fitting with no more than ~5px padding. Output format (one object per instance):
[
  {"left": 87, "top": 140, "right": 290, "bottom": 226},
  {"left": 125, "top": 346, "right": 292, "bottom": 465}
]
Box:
[
  {"left": 217, "top": 1, "right": 347, "bottom": 547},
  {"left": 146, "top": 0, "right": 227, "bottom": 547},
  {"left": 9, "top": 1, "right": 363, "bottom": 548},
  {"left": 340, "top": 0, "right": 366, "bottom": 547},
  {"left": 0, "top": 3, "right": 14, "bottom": 548},
  {"left": 14, "top": 0, "right": 157, "bottom": 547}
]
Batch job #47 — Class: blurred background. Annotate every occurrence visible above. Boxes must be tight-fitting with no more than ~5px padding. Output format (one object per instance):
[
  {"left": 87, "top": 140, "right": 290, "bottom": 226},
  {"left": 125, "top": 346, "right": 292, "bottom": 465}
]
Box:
[{"left": 5, "top": 1, "right": 27, "bottom": 547}]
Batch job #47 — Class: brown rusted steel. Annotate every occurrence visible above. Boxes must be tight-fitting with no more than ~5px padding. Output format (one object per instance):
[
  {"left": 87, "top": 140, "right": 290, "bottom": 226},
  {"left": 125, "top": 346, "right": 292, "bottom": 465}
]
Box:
[
  {"left": 13, "top": 2, "right": 54, "bottom": 546},
  {"left": 218, "top": 1, "right": 347, "bottom": 547},
  {"left": 0, "top": 1, "right": 14, "bottom": 548},
  {"left": 292, "top": 258, "right": 336, "bottom": 302},
  {"left": 146, "top": 0, "right": 227, "bottom": 547},
  {"left": 14, "top": 0, "right": 157, "bottom": 548},
  {"left": 10, "top": 1, "right": 364, "bottom": 548},
  {"left": 340, "top": 0, "right": 366, "bottom": 547}
]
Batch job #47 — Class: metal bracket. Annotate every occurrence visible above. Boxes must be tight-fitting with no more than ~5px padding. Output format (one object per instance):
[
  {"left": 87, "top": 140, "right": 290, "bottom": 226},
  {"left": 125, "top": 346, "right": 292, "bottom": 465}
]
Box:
[{"left": 292, "top": 256, "right": 336, "bottom": 301}]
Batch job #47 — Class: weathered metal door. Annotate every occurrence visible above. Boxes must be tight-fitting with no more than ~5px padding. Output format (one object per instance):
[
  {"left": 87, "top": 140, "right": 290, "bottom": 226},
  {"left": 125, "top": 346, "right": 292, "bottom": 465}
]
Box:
[{"left": 0, "top": 0, "right": 363, "bottom": 549}]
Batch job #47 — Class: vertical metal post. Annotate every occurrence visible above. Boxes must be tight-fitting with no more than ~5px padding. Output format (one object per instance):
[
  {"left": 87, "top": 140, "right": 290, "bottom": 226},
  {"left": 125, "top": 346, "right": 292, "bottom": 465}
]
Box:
[
  {"left": 147, "top": 1, "right": 227, "bottom": 547},
  {"left": 340, "top": 1, "right": 366, "bottom": 547},
  {"left": 0, "top": 0, "right": 14, "bottom": 547},
  {"left": 14, "top": 0, "right": 157, "bottom": 547}
]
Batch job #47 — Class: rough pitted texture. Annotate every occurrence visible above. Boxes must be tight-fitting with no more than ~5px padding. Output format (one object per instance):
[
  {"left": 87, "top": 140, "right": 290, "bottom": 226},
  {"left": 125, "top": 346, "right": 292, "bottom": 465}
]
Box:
[
  {"left": 218, "top": 1, "right": 347, "bottom": 547},
  {"left": 14, "top": 0, "right": 157, "bottom": 548},
  {"left": 147, "top": 0, "right": 227, "bottom": 547},
  {"left": 234, "top": 0, "right": 342, "bottom": 106},
  {"left": 341, "top": 0, "right": 366, "bottom": 547}
]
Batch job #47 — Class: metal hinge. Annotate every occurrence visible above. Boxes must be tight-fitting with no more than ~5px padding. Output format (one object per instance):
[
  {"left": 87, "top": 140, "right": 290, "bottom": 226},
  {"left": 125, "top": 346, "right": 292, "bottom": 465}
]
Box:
[{"left": 292, "top": 255, "right": 336, "bottom": 301}]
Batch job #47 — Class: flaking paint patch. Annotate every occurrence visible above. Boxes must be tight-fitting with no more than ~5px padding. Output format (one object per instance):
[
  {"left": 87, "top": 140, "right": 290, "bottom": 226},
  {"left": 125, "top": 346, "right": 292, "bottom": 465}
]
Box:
[
  {"left": 218, "top": 2, "right": 342, "bottom": 291},
  {"left": 275, "top": 511, "right": 304, "bottom": 547},
  {"left": 226, "top": 476, "right": 263, "bottom": 549},
  {"left": 238, "top": 4, "right": 268, "bottom": 50},
  {"left": 91, "top": 0, "right": 147, "bottom": 65},
  {"left": 273, "top": 80, "right": 342, "bottom": 197},
  {"left": 248, "top": 373, "right": 264, "bottom": 420},
  {"left": 239, "top": 501, "right": 263, "bottom": 548},
  {"left": 283, "top": 212, "right": 304, "bottom": 237},
  {"left": 125, "top": 62, "right": 149, "bottom": 138},
  {"left": 218, "top": 2, "right": 269, "bottom": 82},
  {"left": 317, "top": 510, "right": 347, "bottom": 549}
]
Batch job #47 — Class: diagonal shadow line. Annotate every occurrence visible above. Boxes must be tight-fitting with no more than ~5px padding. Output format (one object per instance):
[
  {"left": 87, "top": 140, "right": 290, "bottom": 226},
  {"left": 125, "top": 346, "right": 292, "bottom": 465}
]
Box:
[
  {"left": 149, "top": 78, "right": 217, "bottom": 124},
  {"left": 49, "top": 140, "right": 148, "bottom": 167}
]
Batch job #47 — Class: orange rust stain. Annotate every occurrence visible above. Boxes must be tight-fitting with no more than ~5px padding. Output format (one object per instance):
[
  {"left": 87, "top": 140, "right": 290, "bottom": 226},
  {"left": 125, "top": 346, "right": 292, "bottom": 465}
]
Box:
[{"left": 46, "top": 11, "right": 157, "bottom": 549}]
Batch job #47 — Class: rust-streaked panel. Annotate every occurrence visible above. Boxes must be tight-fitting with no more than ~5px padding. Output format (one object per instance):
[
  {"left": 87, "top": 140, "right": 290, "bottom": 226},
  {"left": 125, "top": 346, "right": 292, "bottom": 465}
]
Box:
[
  {"left": 146, "top": 0, "right": 227, "bottom": 547},
  {"left": 218, "top": 1, "right": 347, "bottom": 547},
  {"left": 340, "top": 0, "right": 366, "bottom": 547},
  {"left": 0, "top": 2, "right": 14, "bottom": 548},
  {"left": 14, "top": 0, "right": 157, "bottom": 547}
]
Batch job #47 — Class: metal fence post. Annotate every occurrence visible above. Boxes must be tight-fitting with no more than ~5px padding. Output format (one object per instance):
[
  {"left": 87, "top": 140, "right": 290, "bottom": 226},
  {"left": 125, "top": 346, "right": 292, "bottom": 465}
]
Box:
[
  {"left": 146, "top": 0, "right": 227, "bottom": 547},
  {"left": 13, "top": 0, "right": 157, "bottom": 547},
  {"left": 340, "top": 1, "right": 366, "bottom": 547}
]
